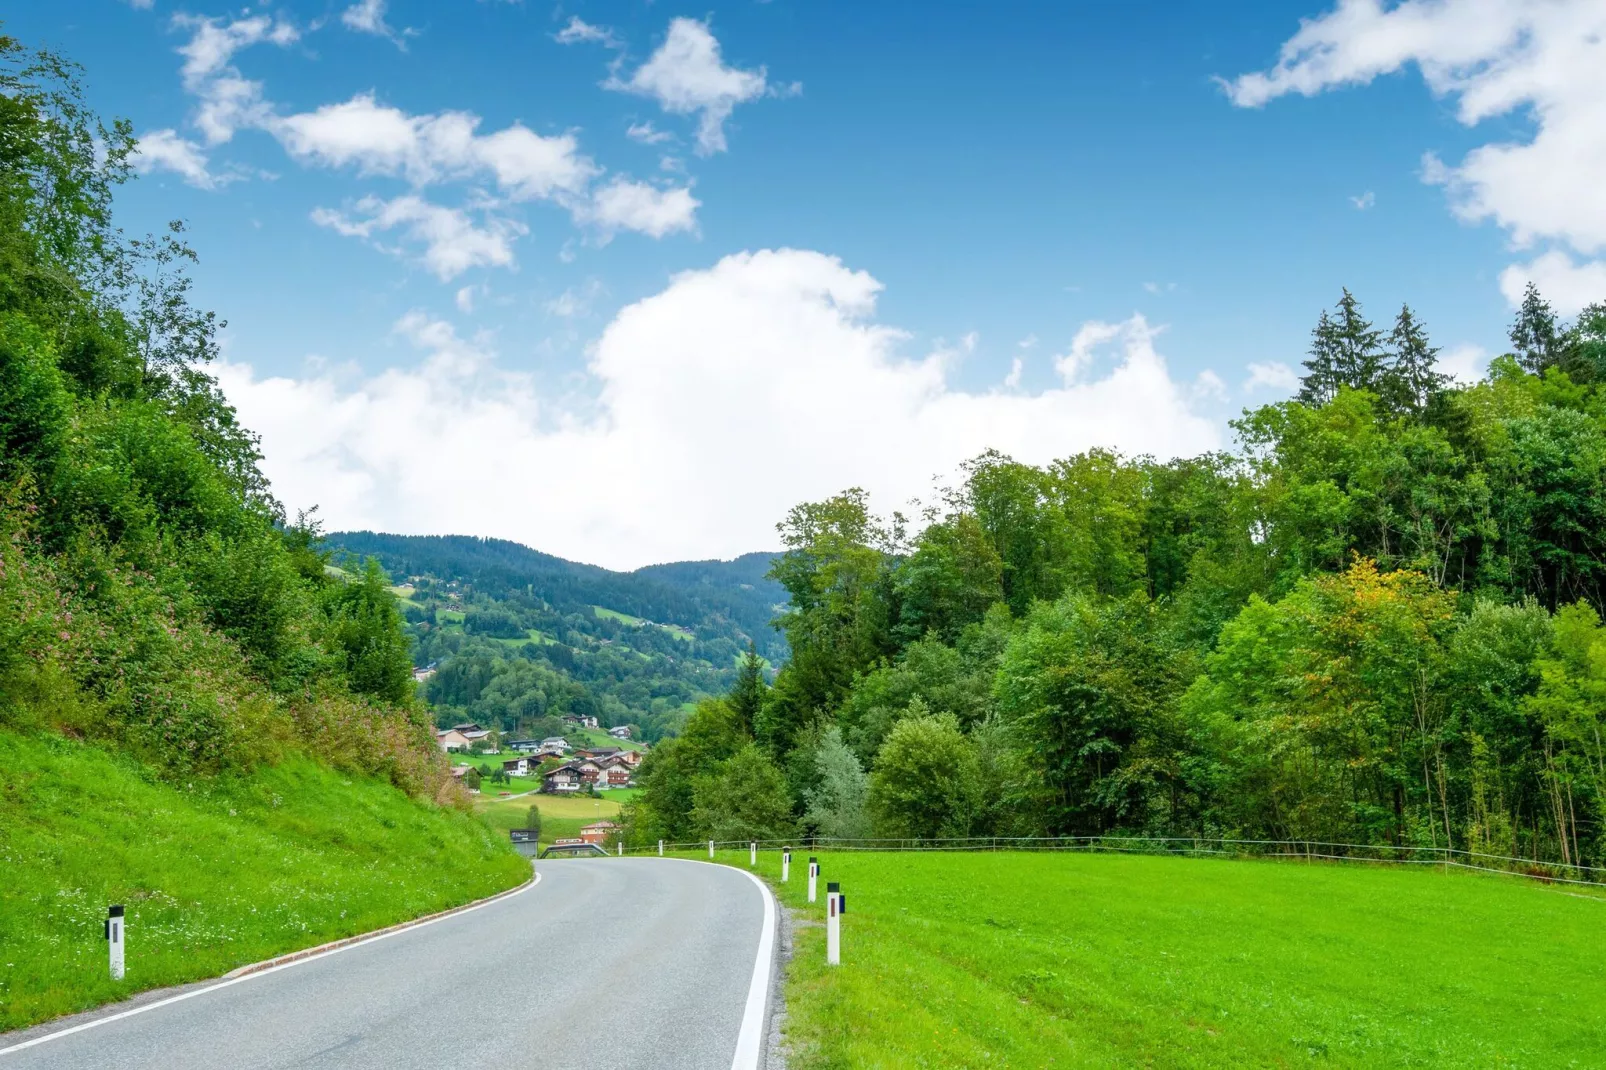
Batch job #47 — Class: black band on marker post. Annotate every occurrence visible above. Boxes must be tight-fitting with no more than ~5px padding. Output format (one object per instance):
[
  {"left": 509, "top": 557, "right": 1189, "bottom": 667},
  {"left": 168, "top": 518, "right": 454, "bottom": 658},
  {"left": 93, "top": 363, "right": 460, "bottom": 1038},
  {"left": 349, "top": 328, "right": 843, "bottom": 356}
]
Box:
[{"left": 109, "top": 905, "right": 124, "bottom": 917}]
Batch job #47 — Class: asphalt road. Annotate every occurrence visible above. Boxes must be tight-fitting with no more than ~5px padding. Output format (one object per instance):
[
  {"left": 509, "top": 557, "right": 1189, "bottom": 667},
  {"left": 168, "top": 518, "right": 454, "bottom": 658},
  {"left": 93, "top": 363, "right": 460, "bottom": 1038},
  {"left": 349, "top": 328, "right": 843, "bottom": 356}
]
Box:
[{"left": 0, "top": 858, "right": 775, "bottom": 1070}]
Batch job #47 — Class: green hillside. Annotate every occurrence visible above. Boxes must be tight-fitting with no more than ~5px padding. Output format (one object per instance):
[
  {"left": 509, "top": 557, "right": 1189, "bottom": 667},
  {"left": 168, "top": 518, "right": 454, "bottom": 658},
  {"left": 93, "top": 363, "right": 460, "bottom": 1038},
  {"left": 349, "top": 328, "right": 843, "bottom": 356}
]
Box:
[
  {"left": 0, "top": 732, "right": 528, "bottom": 1032},
  {"left": 327, "top": 533, "right": 784, "bottom": 742},
  {"left": 0, "top": 31, "right": 528, "bottom": 1031}
]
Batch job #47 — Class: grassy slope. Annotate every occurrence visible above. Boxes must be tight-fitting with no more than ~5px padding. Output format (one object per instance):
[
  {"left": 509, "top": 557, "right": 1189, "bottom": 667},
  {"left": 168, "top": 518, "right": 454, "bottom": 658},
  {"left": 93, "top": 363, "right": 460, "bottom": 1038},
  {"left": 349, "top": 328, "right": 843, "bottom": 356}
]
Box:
[
  {"left": 720, "top": 849, "right": 1606, "bottom": 1068},
  {"left": 0, "top": 731, "right": 530, "bottom": 1032},
  {"left": 476, "top": 792, "right": 624, "bottom": 845}
]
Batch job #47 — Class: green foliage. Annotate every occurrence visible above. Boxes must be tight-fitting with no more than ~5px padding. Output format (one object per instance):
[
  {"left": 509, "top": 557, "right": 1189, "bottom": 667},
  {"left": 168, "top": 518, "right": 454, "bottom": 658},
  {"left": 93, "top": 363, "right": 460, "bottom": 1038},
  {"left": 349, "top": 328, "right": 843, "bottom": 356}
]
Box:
[
  {"left": 690, "top": 742, "right": 795, "bottom": 841},
  {"left": 323, "top": 558, "right": 415, "bottom": 706},
  {"left": 733, "top": 279, "right": 1606, "bottom": 870},
  {"left": 802, "top": 725, "right": 870, "bottom": 839},
  {"left": 867, "top": 710, "right": 981, "bottom": 838}
]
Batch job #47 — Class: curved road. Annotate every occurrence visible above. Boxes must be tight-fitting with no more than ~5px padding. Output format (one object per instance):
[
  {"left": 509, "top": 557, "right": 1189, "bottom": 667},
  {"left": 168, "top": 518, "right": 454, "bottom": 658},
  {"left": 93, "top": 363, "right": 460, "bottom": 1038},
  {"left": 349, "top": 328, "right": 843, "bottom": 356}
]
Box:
[{"left": 0, "top": 858, "right": 775, "bottom": 1070}]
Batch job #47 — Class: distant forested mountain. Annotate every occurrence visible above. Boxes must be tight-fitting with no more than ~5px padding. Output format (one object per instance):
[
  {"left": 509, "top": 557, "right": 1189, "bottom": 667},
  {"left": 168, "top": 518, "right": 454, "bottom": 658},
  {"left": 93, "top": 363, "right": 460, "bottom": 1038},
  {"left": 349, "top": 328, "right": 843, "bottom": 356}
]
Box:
[
  {"left": 331, "top": 533, "right": 785, "bottom": 661},
  {"left": 327, "top": 532, "right": 786, "bottom": 742}
]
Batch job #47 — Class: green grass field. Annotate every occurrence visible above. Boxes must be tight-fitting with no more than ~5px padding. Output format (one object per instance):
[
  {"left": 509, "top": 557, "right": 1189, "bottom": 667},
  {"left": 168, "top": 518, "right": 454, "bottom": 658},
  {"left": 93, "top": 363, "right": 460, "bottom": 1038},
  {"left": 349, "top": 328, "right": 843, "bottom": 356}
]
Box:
[
  {"left": 0, "top": 730, "right": 530, "bottom": 1032},
  {"left": 708, "top": 849, "right": 1606, "bottom": 1068},
  {"left": 474, "top": 791, "right": 624, "bottom": 846}
]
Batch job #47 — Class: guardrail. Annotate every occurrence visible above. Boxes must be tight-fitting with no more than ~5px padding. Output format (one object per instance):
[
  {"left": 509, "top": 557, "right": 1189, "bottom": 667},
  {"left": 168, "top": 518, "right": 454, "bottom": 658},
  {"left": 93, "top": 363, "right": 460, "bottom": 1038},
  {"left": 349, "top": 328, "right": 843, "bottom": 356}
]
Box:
[{"left": 625, "top": 835, "right": 1606, "bottom": 888}]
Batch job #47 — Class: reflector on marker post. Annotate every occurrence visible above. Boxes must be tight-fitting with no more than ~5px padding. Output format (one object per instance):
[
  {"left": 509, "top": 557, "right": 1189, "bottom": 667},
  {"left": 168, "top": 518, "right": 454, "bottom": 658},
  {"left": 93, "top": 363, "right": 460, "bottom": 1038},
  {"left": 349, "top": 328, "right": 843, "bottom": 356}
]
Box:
[
  {"left": 826, "top": 882, "right": 841, "bottom": 966},
  {"left": 750, "top": 841, "right": 757, "bottom": 867},
  {"left": 807, "top": 856, "right": 818, "bottom": 903},
  {"left": 782, "top": 846, "right": 791, "bottom": 882},
  {"left": 106, "top": 905, "right": 125, "bottom": 980}
]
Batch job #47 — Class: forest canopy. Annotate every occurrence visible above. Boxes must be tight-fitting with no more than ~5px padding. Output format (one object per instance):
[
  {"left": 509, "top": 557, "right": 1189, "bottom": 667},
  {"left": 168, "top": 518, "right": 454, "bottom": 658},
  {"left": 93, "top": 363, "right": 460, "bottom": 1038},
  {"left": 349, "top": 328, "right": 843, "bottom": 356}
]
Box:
[{"left": 629, "top": 285, "right": 1606, "bottom": 873}]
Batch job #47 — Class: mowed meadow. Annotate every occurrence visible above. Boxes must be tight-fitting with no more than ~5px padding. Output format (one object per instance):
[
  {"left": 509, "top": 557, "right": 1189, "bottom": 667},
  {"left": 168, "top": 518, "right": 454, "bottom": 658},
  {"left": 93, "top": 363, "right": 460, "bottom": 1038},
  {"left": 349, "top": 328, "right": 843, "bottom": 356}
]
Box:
[{"left": 729, "top": 850, "right": 1606, "bottom": 1068}]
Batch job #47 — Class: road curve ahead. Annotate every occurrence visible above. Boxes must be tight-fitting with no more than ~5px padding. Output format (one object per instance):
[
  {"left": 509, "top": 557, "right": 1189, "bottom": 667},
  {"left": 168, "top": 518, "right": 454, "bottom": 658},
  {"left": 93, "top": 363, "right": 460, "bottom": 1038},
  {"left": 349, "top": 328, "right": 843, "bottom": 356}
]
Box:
[{"left": 0, "top": 858, "right": 775, "bottom": 1070}]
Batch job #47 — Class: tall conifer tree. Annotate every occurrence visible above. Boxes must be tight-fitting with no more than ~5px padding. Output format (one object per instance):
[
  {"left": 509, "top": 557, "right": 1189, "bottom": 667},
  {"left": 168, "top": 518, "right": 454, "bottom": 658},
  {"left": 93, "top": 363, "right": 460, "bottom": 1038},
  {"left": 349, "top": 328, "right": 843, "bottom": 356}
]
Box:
[
  {"left": 1383, "top": 304, "right": 1447, "bottom": 413},
  {"left": 1509, "top": 282, "right": 1560, "bottom": 373}
]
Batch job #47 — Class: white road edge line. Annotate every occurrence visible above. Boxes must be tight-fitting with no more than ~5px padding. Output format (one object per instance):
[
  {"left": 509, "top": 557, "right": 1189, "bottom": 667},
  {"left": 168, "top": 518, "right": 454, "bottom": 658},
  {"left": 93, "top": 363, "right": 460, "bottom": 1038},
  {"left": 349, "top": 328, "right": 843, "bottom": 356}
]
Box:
[
  {"left": 0, "top": 871, "right": 542, "bottom": 1058},
  {"left": 647, "top": 855, "right": 777, "bottom": 1070}
]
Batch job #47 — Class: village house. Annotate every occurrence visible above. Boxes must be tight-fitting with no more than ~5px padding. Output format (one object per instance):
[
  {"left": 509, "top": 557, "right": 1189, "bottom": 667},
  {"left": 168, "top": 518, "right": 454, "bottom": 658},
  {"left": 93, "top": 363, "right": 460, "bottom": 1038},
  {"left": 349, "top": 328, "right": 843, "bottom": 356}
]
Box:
[
  {"left": 501, "top": 756, "right": 536, "bottom": 777},
  {"left": 608, "top": 725, "right": 632, "bottom": 740},
  {"left": 579, "top": 820, "right": 619, "bottom": 846},
  {"left": 541, "top": 763, "right": 585, "bottom": 793},
  {"left": 536, "top": 736, "right": 571, "bottom": 756},
  {"left": 563, "top": 713, "right": 600, "bottom": 730},
  {"left": 435, "top": 723, "right": 495, "bottom": 753},
  {"left": 506, "top": 738, "right": 540, "bottom": 753}
]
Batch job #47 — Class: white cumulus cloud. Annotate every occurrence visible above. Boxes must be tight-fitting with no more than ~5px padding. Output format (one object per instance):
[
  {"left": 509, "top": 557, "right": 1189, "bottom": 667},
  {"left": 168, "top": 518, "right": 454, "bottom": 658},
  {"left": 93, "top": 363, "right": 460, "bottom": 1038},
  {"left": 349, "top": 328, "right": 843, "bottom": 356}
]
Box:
[
  {"left": 1226, "top": 0, "right": 1606, "bottom": 313},
  {"left": 171, "top": 13, "right": 298, "bottom": 145},
  {"left": 132, "top": 128, "right": 217, "bottom": 189},
  {"left": 609, "top": 18, "right": 777, "bottom": 155},
  {"left": 578, "top": 178, "right": 700, "bottom": 240},
  {"left": 218, "top": 249, "right": 1222, "bottom": 569},
  {"left": 555, "top": 17, "right": 622, "bottom": 49},
  {"left": 1243, "top": 361, "right": 1300, "bottom": 393},
  {"left": 310, "top": 195, "right": 525, "bottom": 280}
]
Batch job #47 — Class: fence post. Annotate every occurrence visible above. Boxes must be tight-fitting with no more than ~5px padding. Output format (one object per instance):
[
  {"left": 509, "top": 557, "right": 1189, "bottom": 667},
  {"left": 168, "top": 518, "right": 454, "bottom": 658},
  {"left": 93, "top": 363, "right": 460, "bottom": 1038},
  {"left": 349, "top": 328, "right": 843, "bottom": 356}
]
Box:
[
  {"left": 709, "top": 839, "right": 715, "bottom": 859},
  {"left": 658, "top": 839, "right": 664, "bottom": 857},
  {"left": 782, "top": 846, "right": 791, "bottom": 882},
  {"left": 106, "top": 905, "right": 125, "bottom": 981},
  {"left": 807, "top": 856, "right": 818, "bottom": 903},
  {"left": 750, "top": 841, "right": 757, "bottom": 867},
  {"left": 826, "top": 882, "right": 842, "bottom": 966}
]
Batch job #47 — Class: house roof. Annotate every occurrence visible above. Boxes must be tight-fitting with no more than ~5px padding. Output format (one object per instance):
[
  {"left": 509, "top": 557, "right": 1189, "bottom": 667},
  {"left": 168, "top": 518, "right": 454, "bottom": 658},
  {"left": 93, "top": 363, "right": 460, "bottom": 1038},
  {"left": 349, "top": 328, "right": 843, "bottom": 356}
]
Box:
[{"left": 580, "top": 821, "right": 619, "bottom": 832}]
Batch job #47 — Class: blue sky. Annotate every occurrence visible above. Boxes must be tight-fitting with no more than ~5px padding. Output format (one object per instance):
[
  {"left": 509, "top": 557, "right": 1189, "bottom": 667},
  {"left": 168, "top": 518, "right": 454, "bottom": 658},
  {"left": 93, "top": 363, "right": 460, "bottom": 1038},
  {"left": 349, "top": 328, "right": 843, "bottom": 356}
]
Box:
[{"left": 13, "top": 1, "right": 1604, "bottom": 567}]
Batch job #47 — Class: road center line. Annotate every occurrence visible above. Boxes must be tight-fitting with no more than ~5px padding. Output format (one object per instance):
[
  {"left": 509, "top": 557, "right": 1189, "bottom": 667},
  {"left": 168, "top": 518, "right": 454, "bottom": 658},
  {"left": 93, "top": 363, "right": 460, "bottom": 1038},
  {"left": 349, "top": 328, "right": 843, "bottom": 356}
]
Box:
[{"left": 0, "top": 871, "right": 542, "bottom": 1058}]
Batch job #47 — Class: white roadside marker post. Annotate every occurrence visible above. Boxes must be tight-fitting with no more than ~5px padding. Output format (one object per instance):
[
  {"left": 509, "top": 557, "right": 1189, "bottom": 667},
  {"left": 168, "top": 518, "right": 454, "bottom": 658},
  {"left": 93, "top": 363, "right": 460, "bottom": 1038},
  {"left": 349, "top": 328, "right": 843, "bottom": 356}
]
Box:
[
  {"left": 618, "top": 839, "right": 624, "bottom": 857},
  {"left": 807, "top": 856, "right": 818, "bottom": 903},
  {"left": 658, "top": 839, "right": 664, "bottom": 857},
  {"left": 826, "top": 882, "right": 842, "bottom": 966},
  {"left": 709, "top": 839, "right": 715, "bottom": 859},
  {"left": 782, "top": 846, "right": 791, "bottom": 882},
  {"left": 750, "top": 841, "right": 757, "bottom": 867},
  {"left": 106, "top": 905, "right": 125, "bottom": 980}
]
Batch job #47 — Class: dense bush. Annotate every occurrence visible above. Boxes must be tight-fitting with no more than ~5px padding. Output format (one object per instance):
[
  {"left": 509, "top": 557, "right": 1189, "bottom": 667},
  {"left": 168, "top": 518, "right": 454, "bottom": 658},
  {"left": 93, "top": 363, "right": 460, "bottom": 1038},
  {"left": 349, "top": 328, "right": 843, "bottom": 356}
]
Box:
[{"left": 0, "top": 33, "right": 451, "bottom": 800}]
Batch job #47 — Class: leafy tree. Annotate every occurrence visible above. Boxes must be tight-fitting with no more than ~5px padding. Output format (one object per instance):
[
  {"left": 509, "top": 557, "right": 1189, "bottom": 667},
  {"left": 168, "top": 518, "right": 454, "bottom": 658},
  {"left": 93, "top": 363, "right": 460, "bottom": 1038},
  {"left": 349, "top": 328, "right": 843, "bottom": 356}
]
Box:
[
  {"left": 525, "top": 804, "right": 542, "bottom": 835},
  {"left": 690, "top": 743, "right": 795, "bottom": 841},
  {"left": 995, "top": 592, "right": 1196, "bottom": 835},
  {"left": 324, "top": 559, "right": 416, "bottom": 706},
  {"left": 803, "top": 725, "right": 870, "bottom": 839},
  {"left": 867, "top": 711, "right": 981, "bottom": 839}
]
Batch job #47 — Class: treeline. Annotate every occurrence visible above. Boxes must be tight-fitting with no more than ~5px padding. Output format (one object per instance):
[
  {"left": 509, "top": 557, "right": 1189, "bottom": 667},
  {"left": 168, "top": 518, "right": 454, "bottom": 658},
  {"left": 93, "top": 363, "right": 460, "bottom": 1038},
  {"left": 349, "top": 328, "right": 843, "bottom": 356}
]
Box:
[
  {"left": 629, "top": 286, "right": 1606, "bottom": 869},
  {"left": 0, "top": 36, "right": 442, "bottom": 794}
]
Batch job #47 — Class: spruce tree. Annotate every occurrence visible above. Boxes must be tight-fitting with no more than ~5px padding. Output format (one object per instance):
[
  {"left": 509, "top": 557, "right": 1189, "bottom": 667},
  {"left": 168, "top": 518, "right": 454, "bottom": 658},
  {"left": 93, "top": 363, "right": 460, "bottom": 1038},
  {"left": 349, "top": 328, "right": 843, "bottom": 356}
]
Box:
[
  {"left": 1298, "top": 289, "right": 1385, "bottom": 405},
  {"left": 1298, "top": 309, "right": 1341, "bottom": 406},
  {"left": 1509, "top": 282, "right": 1560, "bottom": 373},
  {"left": 1383, "top": 304, "right": 1447, "bottom": 413},
  {"left": 728, "top": 644, "right": 767, "bottom": 735},
  {"left": 1331, "top": 288, "right": 1386, "bottom": 391}
]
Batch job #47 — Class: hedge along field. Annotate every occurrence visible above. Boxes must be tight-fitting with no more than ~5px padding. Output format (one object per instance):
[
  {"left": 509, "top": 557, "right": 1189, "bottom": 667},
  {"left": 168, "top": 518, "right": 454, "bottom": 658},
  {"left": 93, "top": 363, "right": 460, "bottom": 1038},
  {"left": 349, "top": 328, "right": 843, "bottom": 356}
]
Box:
[
  {"left": 0, "top": 731, "right": 531, "bottom": 1033},
  {"left": 730, "top": 849, "right": 1606, "bottom": 1068}
]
